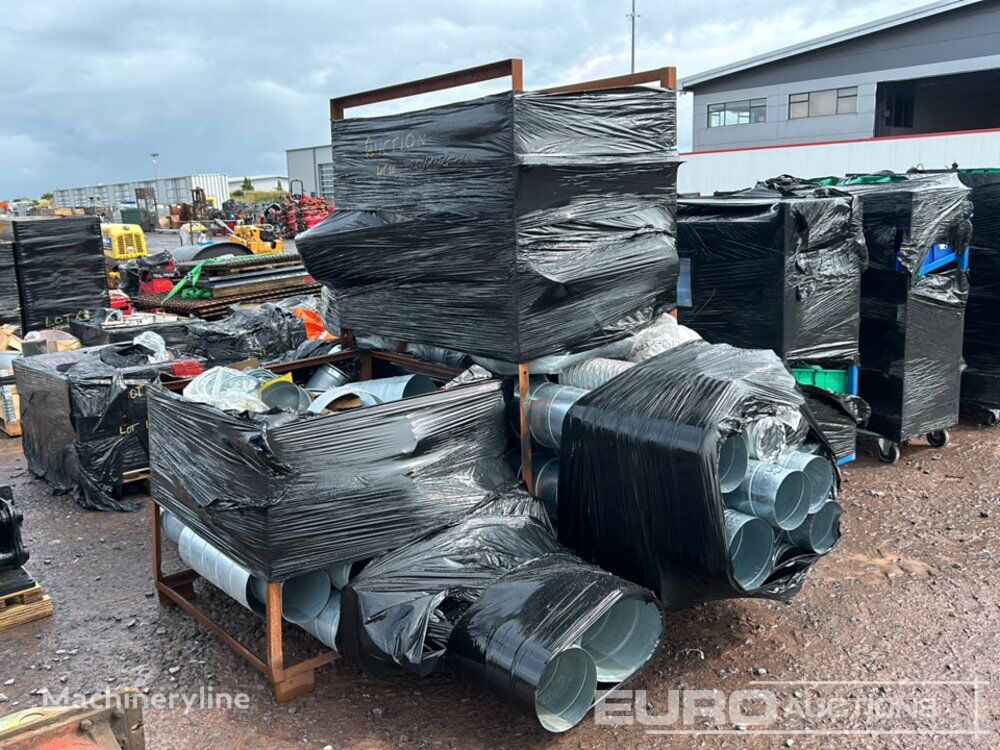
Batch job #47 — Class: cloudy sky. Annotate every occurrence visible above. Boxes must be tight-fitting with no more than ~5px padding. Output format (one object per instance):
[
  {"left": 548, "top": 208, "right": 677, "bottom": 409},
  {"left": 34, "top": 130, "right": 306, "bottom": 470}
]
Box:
[{"left": 0, "top": 0, "right": 935, "bottom": 198}]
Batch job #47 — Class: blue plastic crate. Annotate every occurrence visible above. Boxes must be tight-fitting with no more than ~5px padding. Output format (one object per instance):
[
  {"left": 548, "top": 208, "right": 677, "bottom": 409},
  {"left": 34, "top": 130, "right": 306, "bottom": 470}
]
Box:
[{"left": 897, "top": 244, "right": 971, "bottom": 276}]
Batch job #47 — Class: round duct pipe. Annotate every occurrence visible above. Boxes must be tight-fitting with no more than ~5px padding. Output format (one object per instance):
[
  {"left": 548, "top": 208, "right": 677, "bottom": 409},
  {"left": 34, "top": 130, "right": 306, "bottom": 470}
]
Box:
[
  {"left": 306, "top": 363, "right": 352, "bottom": 392},
  {"left": 578, "top": 597, "right": 662, "bottom": 683},
  {"left": 307, "top": 385, "right": 381, "bottom": 413},
  {"left": 523, "top": 382, "right": 588, "bottom": 450},
  {"left": 176, "top": 527, "right": 265, "bottom": 616},
  {"left": 745, "top": 418, "right": 785, "bottom": 462},
  {"left": 250, "top": 572, "right": 331, "bottom": 625},
  {"left": 259, "top": 379, "right": 313, "bottom": 413},
  {"left": 533, "top": 456, "right": 560, "bottom": 522},
  {"left": 559, "top": 358, "right": 635, "bottom": 390},
  {"left": 163, "top": 512, "right": 329, "bottom": 623},
  {"left": 534, "top": 647, "right": 598, "bottom": 733},
  {"left": 784, "top": 500, "right": 842, "bottom": 554},
  {"left": 725, "top": 460, "right": 808, "bottom": 531},
  {"left": 718, "top": 432, "right": 750, "bottom": 493},
  {"left": 356, "top": 374, "right": 437, "bottom": 403},
  {"left": 297, "top": 589, "right": 342, "bottom": 652},
  {"left": 326, "top": 562, "right": 352, "bottom": 589},
  {"left": 775, "top": 451, "right": 834, "bottom": 512},
  {"left": 724, "top": 509, "right": 775, "bottom": 591}
]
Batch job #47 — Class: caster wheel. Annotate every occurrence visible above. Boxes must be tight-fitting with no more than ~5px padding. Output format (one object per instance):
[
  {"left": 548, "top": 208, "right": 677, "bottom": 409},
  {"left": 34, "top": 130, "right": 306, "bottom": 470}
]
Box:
[
  {"left": 876, "top": 440, "right": 900, "bottom": 464},
  {"left": 926, "top": 429, "right": 950, "bottom": 448}
]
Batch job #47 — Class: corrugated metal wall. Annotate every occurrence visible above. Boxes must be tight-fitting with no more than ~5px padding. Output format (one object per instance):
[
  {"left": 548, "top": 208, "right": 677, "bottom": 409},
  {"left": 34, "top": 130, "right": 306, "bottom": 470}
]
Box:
[
  {"left": 678, "top": 129, "right": 1000, "bottom": 194},
  {"left": 52, "top": 174, "right": 231, "bottom": 208}
]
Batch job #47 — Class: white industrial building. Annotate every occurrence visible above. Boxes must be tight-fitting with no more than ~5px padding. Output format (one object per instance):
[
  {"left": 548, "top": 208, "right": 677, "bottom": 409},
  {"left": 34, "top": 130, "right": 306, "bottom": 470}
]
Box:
[
  {"left": 52, "top": 173, "right": 230, "bottom": 209},
  {"left": 679, "top": 0, "right": 1000, "bottom": 194},
  {"left": 226, "top": 175, "right": 289, "bottom": 193},
  {"left": 286, "top": 145, "right": 335, "bottom": 199}
]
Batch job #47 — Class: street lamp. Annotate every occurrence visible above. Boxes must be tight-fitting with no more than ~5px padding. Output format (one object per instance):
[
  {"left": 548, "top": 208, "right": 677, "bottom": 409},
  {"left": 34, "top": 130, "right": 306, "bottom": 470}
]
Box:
[{"left": 150, "top": 152, "right": 159, "bottom": 182}]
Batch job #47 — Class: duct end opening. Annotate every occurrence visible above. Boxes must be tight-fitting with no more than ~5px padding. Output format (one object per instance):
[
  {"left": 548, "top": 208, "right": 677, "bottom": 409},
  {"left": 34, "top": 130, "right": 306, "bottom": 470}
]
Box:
[
  {"left": 773, "top": 470, "right": 808, "bottom": 530},
  {"left": 580, "top": 597, "right": 662, "bottom": 683},
  {"left": 718, "top": 432, "right": 750, "bottom": 493},
  {"left": 535, "top": 647, "right": 598, "bottom": 733},
  {"left": 725, "top": 509, "right": 774, "bottom": 591}
]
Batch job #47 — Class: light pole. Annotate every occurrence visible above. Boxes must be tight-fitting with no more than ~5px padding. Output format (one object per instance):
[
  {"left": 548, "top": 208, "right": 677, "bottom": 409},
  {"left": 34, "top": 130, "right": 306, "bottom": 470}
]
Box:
[
  {"left": 627, "top": 0, "right": 640, "bottom": 73},
  {"left": 150, "top": 152, "right": 159, "bottom": 182}
]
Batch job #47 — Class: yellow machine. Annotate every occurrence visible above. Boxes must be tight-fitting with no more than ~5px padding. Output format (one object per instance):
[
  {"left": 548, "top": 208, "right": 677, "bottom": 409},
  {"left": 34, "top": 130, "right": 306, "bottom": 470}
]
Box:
[
  {"left": 101, "top": 223, "right": 148, "bottom": 262},
  {"left": 231, "top": 224, "right": 284, "bottom": 255}
]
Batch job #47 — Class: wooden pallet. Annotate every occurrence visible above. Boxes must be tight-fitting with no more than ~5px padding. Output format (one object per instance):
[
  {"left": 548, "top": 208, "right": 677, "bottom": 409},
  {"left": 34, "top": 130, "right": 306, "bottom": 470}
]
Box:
[
  {"left": 0, "top": 419, "right": 21, "bottom": 438},
  {"left": 0, "top": 584, "right": 53, "bottom": 629}
]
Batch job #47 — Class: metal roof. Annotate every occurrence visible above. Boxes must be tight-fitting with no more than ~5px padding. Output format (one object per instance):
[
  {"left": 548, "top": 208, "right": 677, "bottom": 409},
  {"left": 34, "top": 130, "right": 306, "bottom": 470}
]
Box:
[{"left": 680, "top": 0, "right": 987, "bottom": 89}]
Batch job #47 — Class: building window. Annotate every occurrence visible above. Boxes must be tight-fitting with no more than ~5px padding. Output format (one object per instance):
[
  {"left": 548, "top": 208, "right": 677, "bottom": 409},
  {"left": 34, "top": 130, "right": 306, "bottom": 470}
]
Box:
[
  {"left": 707, "top": 98, "right": 767, "bottom": 127},
  {"left": 318, "top": 163, "right": 335, "bottom": 198},
  {"left": 888, "top": 94, "right": 915, "bottom": 128},
  {"left": 788, "top": 87, "right": 858, "bottom": 119}
]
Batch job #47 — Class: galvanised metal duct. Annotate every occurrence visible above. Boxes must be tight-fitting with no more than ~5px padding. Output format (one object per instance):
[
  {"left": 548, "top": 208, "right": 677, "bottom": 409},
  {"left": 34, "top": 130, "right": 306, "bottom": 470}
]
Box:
[
  {"left": 725, "top": 460, "right": 809, "bottom": 531},
  {"left": 723, "top": 509, "right": 775, "bottom": 591},
  {"left": 161, "top": 512, "right": 330, "bottom": 623},
  {"left": 306, "top": 363, "right": 352, "bottom": 392},
  {"left": 559, "top": 358, "right": 635, "bottom": 390},
  {"left": 356, "top": 374, "right": 436, "bottom": 403},
  {"left": 326, "top": 562, "right": 352, "bottom": 589},
  {"left": 533, "top": 456, "right": 560, "bottom": 521},
  {"left": 578, "top": 597, "right": 663, "bottom": 683},
  {"left": 783, "top": 500, "right": 842, "bottom": 554},
  {"left": 745, "top": 417, "right": 786, "bottom": 462},
  {"left": 718, "top": 432, "right": 751, "bottom": 493},
  {"left": 523, "top": 382, "right": 588, "bottom": 450},
  {"left": 775, "top": 450, "right": 834, "bottom": 512},
  {"left": 298, "top": 589, "right": 342, "bottom": 652}
]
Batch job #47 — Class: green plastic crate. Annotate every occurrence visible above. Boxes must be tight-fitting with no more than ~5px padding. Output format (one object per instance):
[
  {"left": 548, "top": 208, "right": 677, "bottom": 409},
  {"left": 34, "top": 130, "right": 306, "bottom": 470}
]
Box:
[{"left": 791, "top": 364, "right": 850, "bottom": 394}]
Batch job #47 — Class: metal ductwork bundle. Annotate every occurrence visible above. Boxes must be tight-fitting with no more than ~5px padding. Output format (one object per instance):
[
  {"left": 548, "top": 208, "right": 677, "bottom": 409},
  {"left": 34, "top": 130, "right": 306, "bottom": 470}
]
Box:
[
  {"left": 558, "top": 340, "right": 843, "bottom": 609},
  {"left": 337, "top": 487, "right": 663, "bottom": 733},
  {"left": 559, "top": 357, "right": 635, "bottom": 390}
]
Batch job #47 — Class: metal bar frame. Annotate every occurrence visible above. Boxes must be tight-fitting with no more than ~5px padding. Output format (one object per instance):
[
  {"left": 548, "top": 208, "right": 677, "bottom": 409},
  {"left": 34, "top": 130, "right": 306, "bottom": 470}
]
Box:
[
  {"left": 537, "top": 66, "right": 677, "bottom": 94},
  {"left": 151, "top": 502, "right": 338, "bottom": 702},
  {"left": 331, "top": 58, "right": 524, "bottom": 120}
]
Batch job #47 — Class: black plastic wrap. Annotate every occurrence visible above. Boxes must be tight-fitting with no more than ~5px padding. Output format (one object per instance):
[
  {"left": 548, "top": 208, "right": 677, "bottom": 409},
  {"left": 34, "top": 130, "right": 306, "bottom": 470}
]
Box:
[
  {"left": 678, "top": 178, "right": 866, "bottom": 362},
  {"left": 0, "top": 216, "right": 109, "bottom": 332},
  {"left": 837, "top": 173, "right": 972, "bottom": 277},
  {"left": 859, "top": 268, "right": 968, "bottom": 439},
  {"left": 339, "top": 486, "right": 560, "bottom": 677},
  {"left": 186, "top": 304, "right": 306, "bottom": 365},
  {"left": 297, "top": 88, "right": 680, "bottom": 362},
  {"left": 70, "top": 311, "right": 204, "bottom": 353},
  {"left": 802, "top": 386, "right": 870, "bottom": 461},
  {"left": 147, "top": 378, "right": 511, "bottom": 581},
  {"left": 0, "top": 242, "right": 20, "bottom": 331},
  {"left": 558, "top": 340, "right": 832, "bottom": 609},
  {"left": 14, "top": 344, "right": 177, "bottom": 511},
  {"left": 955, "top": 172, "right": 1000, "bottom": 410}
]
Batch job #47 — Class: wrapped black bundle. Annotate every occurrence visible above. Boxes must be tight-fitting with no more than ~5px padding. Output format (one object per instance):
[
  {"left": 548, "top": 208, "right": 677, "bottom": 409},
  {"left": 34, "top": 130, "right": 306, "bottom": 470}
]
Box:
[
  {"left": 0, "top": 241, "right": 20, "bottom": 331},
  {"left": 836, "top": 173, "right": 972, "bottom": 277},
  {"left": 147, "top": 378, "right": 510, "bottom": 580},
  {"left": 298, "top": 88, "right": 680, "bottom": 362},
  {"left": 70, "top": 310, "right": 203, "bottom": 352},
  {"left": 955, "top": 171, "right": 1000, "bottom": 411},
  {"left": 339, "top": 486, "right": 560, "bottom": 677},
  {"left": 339, "top": 485, "right": 662, "bottom": 733},
  {"left": 186, "top": 304, "right": 306, "bottom": 365},
  {"left": 14, "top": 344, "right": 178, "bottom": 511},
  {"left": 801, "top": 386, "right": 870, "bottom": 462},
  {"left": 0, "top": 216, "right": 109, "bottom": 332},
  {"left": 558, "top": 341, "right": 836, "bottom": 610},
  {"left": 678, "top": 177, "right": 867, "bottom": 362},
  {"left": 859, "top": 268, "right": 968, "bottom": 439}
]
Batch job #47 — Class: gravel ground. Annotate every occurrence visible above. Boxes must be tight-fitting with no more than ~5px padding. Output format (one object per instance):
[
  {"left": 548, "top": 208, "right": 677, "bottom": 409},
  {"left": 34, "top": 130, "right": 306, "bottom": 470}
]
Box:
[{"left": 0, "top": 425, "right": 996, "bottom": 749}]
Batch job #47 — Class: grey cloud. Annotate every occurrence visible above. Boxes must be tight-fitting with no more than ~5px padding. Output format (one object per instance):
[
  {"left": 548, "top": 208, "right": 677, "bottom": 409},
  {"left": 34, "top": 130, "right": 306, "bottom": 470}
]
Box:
[{"left": 0, "top": 0, "right": 930, "bottom": 197}]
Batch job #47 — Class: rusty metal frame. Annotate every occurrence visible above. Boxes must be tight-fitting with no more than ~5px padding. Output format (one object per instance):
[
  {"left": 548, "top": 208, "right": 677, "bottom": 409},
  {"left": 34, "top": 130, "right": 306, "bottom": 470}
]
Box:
[
  {"left": 331, "top": 58, "right": 524, "bottom": 120},
  {"left": 537, "top": 66, "right": 677, "bottom": 94},
  {"left": 151, "top": 348, "right": 464, "bottom": 701}
]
